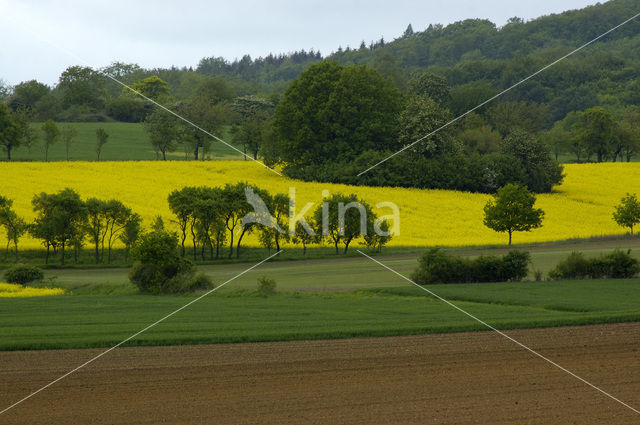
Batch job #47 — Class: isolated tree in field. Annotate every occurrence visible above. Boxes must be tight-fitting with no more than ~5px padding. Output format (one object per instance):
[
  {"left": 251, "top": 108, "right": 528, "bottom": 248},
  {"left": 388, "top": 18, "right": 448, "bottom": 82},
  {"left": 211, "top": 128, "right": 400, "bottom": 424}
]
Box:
[
  {"left": 31, "top": 189, "right": 87, "bottom": 265},
  {"left": 0, "top": 195, "right": 27, "bottom": 262},
  {"left": 41, "top": 119, "right": 60, "bottom": 162},
  {"left": 95, "top": 127, "right": 109, "bottom": 160},
  {"left": 128, "top": 76, "right": 170, "bottom": 101},
  {"left": 314, "top": 193, "right": 375, "bottom": 254},
  {"left": 61, "top": 124, "right": 77, "bottom": 161},
  {"left": 483, "top": 184, "right": 544, "bottom": 245},
  {"left": 613, "top": 193, "right": 640, "bottom": 235},
  {"left": 0, "top": 103, "right": 19, "bottom": 160},
  {"left": 144, "top": 110, "right": 179, "bottom": 160}
]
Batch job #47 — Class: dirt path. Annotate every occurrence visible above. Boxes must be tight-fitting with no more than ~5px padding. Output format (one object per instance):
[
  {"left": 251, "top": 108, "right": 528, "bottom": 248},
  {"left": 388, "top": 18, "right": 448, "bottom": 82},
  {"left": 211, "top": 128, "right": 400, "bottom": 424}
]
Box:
[{"left": 1, "top": 323, "right": 639, "bottom": 424}]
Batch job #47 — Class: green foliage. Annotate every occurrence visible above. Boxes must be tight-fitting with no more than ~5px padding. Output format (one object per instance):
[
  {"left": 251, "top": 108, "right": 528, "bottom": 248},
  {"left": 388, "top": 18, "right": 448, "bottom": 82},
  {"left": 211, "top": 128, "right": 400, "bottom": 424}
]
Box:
[
  {"left": 0, "top": 195, "right": 27, "bottom": 262},
  {"left": 129, "top": 229, "right": 200, "bottom": 294},
  {"left": 143, "top": 109, "right": 179, "bottom": 160},
  {"left": 95, "top": 127, "right": 109, "bottom": 160},
  {"left": 483, "top": 184, "right": 544, "bottom": 245},
  {"left": 549, "top": 250, "right": 639, "bottom": 280},
  {"left": 407, "top": 72, "right": 450, "bottom": 105},
  {"left": 257, "top": 276, "right": 277, "bottom": 297},
  {"left": 613, "top": 193, "right": 640, "bottom": 235},
  {"left": 0, "top": 102, "right": 19, "bottom": 160},
  {"left": 58, "top": 66, "right": 107, "bottom": 110},
  {"left": 30, "top": 188, "right": 87, "bottom": 265},
  {"left": 105, "top": 97, "right": 152, "bottom": 122},
  {"left": 3, "top": 264, "right": 44, "bottom": 285},
  {"left": 127, "top": 76, "right": 170, "bottom": 100},
  {"left": 313, "top": 193, "right": 376, "bottom": 254},
  {"left": 40, "top": 119, "right": 60, "bottom": 161},
  {"left": 574, "top": 106, "right": 616, "bottom": 163},
  {"left": 274, "top": 61, "right": 402, "bottom": 166},
  {"left": 411, "top": 248, "right": 530, "bottom": 284}
]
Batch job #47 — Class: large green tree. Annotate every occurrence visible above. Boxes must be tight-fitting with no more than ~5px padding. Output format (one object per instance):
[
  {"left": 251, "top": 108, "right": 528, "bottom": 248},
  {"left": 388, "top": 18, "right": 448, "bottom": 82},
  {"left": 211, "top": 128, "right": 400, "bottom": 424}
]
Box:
[
  {"left": 483, "top": 184, "right": 544, "bottom": 245},
  {"left": 274, "top": 61, "right": 402, "bottom": 166},
  {"left": 144, "top": 110, "right": 179, "bottom": 160},
  {"left": 127, "top": 76, "right": 170, "bottom": 100}
]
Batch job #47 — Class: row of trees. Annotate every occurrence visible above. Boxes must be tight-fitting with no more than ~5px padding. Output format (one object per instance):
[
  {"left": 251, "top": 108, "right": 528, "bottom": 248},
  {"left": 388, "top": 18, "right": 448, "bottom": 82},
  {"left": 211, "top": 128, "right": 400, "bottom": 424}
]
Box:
[
  {"left": 0, "top": 103, "right": 110, "bottom": 161},
  {"left": 167, "top": 183, "right": 392, "bottom": 260},
  {"left": 0, "top": 184, "right": 393, "bottom": 265}
]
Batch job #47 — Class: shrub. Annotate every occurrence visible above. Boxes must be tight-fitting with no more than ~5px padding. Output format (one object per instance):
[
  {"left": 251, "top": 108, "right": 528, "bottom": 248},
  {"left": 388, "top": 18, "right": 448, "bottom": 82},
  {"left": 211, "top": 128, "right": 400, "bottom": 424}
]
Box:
[
  {"left": 129, "top": 230, "right": 203, "bottom": 294},
  {"left": 257, "top": 276, "right": 277, "bottom": 297},
  {"left": 549, "top": 250, "right": 639, "bottom": 280},
  {"left": 411, "top": 248, "right": 530, "bottom": 284},
  {"left": 3, "top": 265, "right": 44, "bottom": 285}
]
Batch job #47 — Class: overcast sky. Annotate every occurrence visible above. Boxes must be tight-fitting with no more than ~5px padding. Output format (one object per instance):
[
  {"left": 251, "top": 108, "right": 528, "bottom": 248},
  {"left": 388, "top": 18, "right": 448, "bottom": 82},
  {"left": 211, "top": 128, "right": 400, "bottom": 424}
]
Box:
[{"left": 0, "top": 0, "right": 602, "bottom": 87}]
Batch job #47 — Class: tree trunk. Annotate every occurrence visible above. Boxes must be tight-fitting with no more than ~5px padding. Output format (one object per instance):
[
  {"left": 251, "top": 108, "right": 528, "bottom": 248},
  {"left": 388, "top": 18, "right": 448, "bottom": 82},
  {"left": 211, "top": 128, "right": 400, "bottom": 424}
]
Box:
[
  {"left": 7, "top": 147, "right": 11, "bottom": 160},
  {"left": 344, "top": 242, "right": 350, "bottom": 254},
  {"left": 334, "top": 239, "right": 339, "bottom": 254},
  {"left": 194, "top": 146, "right": 199, "bottom": 160},
  {"left": 302, "top": 243, "right": 306, "bottom": 255},
  {"left": 236, "top": 227, "right": 249, "bottom": 258},
  {"left": 508, "top": 230, "right": 512, "bottom": 246},
  {"left": 94, "top": 241, "right": 99, "bottom": 264},
  {"left": 45, "top": 244, "right": 50, "bottom": 264},
  {"left": 162, "top": 149, "right": 166, "bottom": 160},
  {"left": 14, "top": 240, "right": 18, "bottom": 263},
  {"left": 275, "top": 233, "right": 280, "bottom": 252},
  {"left": 61, "top": 241, "right": 66, "bottom": 265},
  {"left": 228, "top": 227, "right": 234, "bottom": 259}
]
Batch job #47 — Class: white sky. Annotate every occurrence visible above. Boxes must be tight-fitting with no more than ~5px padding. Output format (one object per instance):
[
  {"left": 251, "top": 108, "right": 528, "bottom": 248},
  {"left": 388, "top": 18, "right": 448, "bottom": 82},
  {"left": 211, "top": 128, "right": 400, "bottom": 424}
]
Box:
[{"left": 0, "top": 0, "right": 602, "bottom": 87}]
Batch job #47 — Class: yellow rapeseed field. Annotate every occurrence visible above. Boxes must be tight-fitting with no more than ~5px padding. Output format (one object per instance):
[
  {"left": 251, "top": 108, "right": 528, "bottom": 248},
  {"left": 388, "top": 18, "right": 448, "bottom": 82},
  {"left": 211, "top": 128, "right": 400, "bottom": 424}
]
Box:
[
  {"left": 0, "top": 161, "right": 638, "bottom": 249},
  {"left": 0, "top": 282, "right": 65, "bottom": 297}
]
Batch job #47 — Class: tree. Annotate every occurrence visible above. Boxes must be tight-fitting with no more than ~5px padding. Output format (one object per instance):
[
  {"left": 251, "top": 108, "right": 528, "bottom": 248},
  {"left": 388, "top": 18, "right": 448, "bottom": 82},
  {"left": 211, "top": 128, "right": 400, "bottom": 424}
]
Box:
[
  {"left": 144, "top": 109, "right": 179, "bottom": 160},
  {"left": 613, "top": 193, "right": 640, "bottom": 235},
  {"left": 0, "top": 103, "right": 19, "bottom": 160},
  {"left": 0, "top": 195, "right": 27, "bottom": 262},
  {"left": 95, "top": 127, "right": 109, "bottom": 160},
  {"left": 31, "top": 189, "right": 87, "bottom": 265},
  {"left": 398, "top": 95, "right": 459, "bottom": 157},
  {"left": 574, "top": 107, "right": 616, "bottom": 163},
  {"left": 41, "top": 119, "right": 60, "bottom": 162},
  {"left": 362, "top": 219, "right": 392, "bottom": 252},
  {"left": 500, "top": 129, "right": 564, "bottom": 193},
  {"left": 402, "top": 24, "right": 414, "bottom": 38},
  {"left": 127, "top": 76, "right": 170, "bottom": 100},
  {"left": 7, "top": 80, "right": 50, "bottom": 112},
  {"left": 483, "top": 184, "right": 544, "bottom": 245},
  {"left": 168, "top": 187, "right": 201, "bottom": 257},
  {"left": 12, "top": 107, "right": 39, "bottom": 154},
  {"left": 313, "top": 193, "right": 375, "bottom": 254},
  {"left": 119, "top": 213, "right": 142, "bottom": 260},
  {"left": 58, "top": 66, "right": 106, "bottom": 109},
  {"left": 104, "top": 200, "right": 132, "bottom": 263},
  {"left": 129, "top": 229, "right": 195, "bottom": 294},
  {"left": 291, "top": 219, "right": 320, "bottom": 255},
  {"left": 487, "top": 101, "right": 550, "bottom": 136},
  {"left": 61, "top": 124, "right": 77, "bottom": 161},
  {"left": 407, "top": 72, "right": 450, "bottom": 106},
  {"left": 273, "top": 61, "right": 402, "bottom": 166},
  {"left": 84, "top": 198, "right": 109, "bottom": 263}
]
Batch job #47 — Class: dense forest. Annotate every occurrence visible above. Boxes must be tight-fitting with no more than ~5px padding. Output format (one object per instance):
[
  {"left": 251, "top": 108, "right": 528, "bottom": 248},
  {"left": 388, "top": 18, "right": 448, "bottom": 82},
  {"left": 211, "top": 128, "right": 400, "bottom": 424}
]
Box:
[{"left": 1, "top": 0, "right": 639, "bottom": 191}]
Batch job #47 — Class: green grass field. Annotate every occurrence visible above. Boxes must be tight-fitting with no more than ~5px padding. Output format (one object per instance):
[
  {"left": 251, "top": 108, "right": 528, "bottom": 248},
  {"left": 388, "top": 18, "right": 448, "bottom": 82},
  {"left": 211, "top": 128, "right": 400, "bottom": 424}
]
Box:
[
  {"left": 1, "top": 278, "right": 638, "bottom": 351},
  {"left": 4, "top": 122, "right": 242, "bottom": 161}
]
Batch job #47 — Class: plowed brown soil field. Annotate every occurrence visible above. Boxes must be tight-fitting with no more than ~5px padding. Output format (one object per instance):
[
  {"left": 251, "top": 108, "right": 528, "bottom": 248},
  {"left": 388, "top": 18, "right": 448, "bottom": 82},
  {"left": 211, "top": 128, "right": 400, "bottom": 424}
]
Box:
[{"left": 1, "top": 323, "right": 639, "bottom": 424}]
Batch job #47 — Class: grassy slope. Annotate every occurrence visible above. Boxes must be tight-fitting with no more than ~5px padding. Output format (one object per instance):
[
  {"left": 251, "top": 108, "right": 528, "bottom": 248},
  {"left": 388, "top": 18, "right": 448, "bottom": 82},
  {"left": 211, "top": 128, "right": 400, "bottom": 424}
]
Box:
[
  {"left": 5, "top": 122, "right": 242, "bottom": 161},
  {"left": 1, "top": 278, "right": 638, "bottom": 350}
]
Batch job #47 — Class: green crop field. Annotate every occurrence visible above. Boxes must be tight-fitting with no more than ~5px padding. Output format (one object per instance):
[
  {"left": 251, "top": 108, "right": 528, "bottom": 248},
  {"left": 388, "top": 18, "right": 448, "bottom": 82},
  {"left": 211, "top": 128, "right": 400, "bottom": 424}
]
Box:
[
  {"left": 1, "top": 278, "right": 638, "bottom": 351},
  {"left": 4, "top": 122, "right": 242, "bottom": 161}
]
